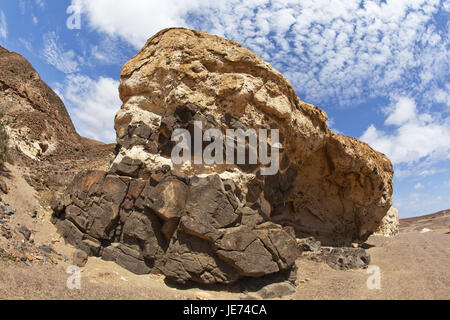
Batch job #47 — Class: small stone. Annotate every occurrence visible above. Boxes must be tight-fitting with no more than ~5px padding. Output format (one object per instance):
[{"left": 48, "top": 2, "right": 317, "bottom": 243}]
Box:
[
  {"left": 2, "top": 203, "right": 14, "bottom": 216},
  {"left": 18, "top": 225, "right": 31, "bottom": 241},
  {"left": 239, "top": 293, "right": 260, "bottom": 300},
  {"left": 39, "top": 246, "right": 53, "bottom": 254},
  {"left": 73, "top": 250, "right": 88, "bottom": 267},
  {"left": 325, "top": 247, "right": 371, "bottom": 270},
  {"left": 0, "top": 180, "right": 8, "bottom": 194},
  {"left": 257, "top": 282, "right": 296, "bottom": 299},
  {"left": 297, "top": 237, "right": 321, "bottom": 252},
  {"left": 352, "top": 243, "right": 359, "bottom": 248}
]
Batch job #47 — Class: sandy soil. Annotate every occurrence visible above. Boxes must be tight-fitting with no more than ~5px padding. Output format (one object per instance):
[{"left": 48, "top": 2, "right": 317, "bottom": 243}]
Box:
[{"left": 0, "top": 164, "right": 448, "bottom": 300}]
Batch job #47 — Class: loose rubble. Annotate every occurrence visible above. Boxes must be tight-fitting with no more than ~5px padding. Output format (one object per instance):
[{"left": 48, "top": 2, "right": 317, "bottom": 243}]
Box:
[
  {"left": 0, "top": 200, "right": 64, "bottom": 266},
  {"left": 298, "top": 236, "right": 371, "bottom": 270}
]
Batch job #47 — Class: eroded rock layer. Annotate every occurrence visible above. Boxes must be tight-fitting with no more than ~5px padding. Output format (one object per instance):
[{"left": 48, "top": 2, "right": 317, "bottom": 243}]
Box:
[{"left": 375, "top": 207, "right": 399, "bottom": 237}]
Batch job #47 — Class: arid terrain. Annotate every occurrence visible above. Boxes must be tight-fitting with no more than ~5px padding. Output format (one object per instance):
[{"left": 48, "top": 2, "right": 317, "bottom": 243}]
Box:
[{"left": 0, "top": 162, "right": 448, "bottom": 300}]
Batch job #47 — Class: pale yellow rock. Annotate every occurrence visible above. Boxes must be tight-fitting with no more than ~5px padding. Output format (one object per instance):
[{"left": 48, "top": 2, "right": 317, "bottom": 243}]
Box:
[{"left": 375, "top": 207, "right": 400, "bottom": 237}]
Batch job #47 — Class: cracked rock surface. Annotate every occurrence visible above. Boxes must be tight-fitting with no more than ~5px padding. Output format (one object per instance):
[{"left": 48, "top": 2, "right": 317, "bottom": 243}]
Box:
[{"left": 53, "top": 170, "right": 298, "bottom": 284}]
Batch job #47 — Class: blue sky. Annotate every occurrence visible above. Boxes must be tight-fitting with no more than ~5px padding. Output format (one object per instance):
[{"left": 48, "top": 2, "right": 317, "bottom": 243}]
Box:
[{"left": 0, "top": 0, "right": 449, "bottom": 218}]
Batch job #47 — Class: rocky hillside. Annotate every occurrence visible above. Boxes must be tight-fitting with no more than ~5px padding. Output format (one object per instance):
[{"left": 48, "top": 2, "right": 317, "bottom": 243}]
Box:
[
  {"left": 0, "top": 46, "right": 83, "bottom": 160},
  {"left": 0, "top": 46, "right": 114, "bottom": 202}
]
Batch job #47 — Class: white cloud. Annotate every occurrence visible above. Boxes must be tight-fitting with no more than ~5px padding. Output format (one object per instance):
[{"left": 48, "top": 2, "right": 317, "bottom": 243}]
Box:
[
  {"left": 72, "top": 0, "right": 209, "bottom": 48},
  {"left": 55, "top": 75, "right": 121, "bottom": 143},
  {"left": 360, "top": 96, "right": 450, "bottom": 165},
  {"left": 88, "top": 37, "right": 130, "bottom": 66},
  {"left": 19, "top": 0, "right": 45, "bottom": 14},
  {"left": 34, "top": 0, "right": 44, "bottom": 8},
  {"left": 433, "top": 83, "right": 450, "bottom": 106},
  {"left": 384, "top": 97, "right": 417, "bottom": 126},
  {"left": 0, "top": 11, "right": 7, "bottom": 40},
  {"left": 19, "top": 38, "right": 33, "bottom": 52},
  {"left": 43, "top": 32, "right": 80, "bottom": 73},
  {"left": 414, "top": 183, "right": 424, "bottom": 190},
  {"left": 72, "top": 0, "right": 449, "bottom": 109}
]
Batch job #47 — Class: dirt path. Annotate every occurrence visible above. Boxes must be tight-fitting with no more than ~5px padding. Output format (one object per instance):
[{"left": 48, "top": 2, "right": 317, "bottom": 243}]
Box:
[{"left": 292, "top": 229, "right": 449, "bottom": 300}]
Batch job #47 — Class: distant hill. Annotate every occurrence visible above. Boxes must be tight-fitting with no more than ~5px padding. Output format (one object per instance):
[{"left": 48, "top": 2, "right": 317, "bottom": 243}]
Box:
[
  {"left": 0, "top": 45, "right": 114, "bottom": 200},
  {"left": 400, "top": 209, "right": 450, "bottom": 232}
]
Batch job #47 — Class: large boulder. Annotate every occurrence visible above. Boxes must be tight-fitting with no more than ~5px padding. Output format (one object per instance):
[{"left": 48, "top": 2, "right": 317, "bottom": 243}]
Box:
[
  {"left": 113, "top": 28, "right": 393, "bottom": 246},
  {"left": 53, "top": 28, "right": 394, "bottom": 285}
]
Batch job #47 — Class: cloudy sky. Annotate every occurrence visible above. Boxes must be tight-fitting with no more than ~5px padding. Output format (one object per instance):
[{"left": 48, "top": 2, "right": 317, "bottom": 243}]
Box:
[{"left": 0, "top": 0, "right": 449, "bottom": 217}]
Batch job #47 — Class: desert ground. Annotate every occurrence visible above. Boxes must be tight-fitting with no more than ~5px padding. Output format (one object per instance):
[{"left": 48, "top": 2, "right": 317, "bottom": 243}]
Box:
[{"left": 0, "top": 163, "right": 448, "bottom": 300}]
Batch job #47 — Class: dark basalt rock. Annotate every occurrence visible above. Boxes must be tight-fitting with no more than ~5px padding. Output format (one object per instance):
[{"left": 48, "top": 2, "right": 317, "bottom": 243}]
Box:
[
  {"left": 215, "top": 226, "right": 279, "bottom": 277},
  {"left": 161, "top": 230, "right": 239, "bottom": 285},
  {"left": 110, "top": 157, "right": 143, "bottom": 178},
  {"left": 52, "top": 169, "right": 299, "bottom": 285}
]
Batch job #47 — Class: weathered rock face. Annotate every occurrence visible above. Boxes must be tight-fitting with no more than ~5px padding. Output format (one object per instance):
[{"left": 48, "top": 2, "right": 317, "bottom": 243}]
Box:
[
  {"left": 0, "top": 46, "right": 83, "bottom": 160},
  {"left": 112, "top": 28, "right": 393, "bottom": 246},
  {"left": 53, "top": 169, "right": 298, "bottom": 283},
  {"left": 375, "top": 207, "right": 399, "bottom": 237},
  {"left": 53, "top": 28, "right": 394, "bottom": 285}
]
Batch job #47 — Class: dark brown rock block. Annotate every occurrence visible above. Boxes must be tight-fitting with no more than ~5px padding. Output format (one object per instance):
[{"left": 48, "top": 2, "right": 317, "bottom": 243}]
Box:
[
  {"left": 161, "top": 230, "right": 238, "bottom": 284},
  {"left": 180, "top": 175, "right": 239, "bottom": 242}
]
